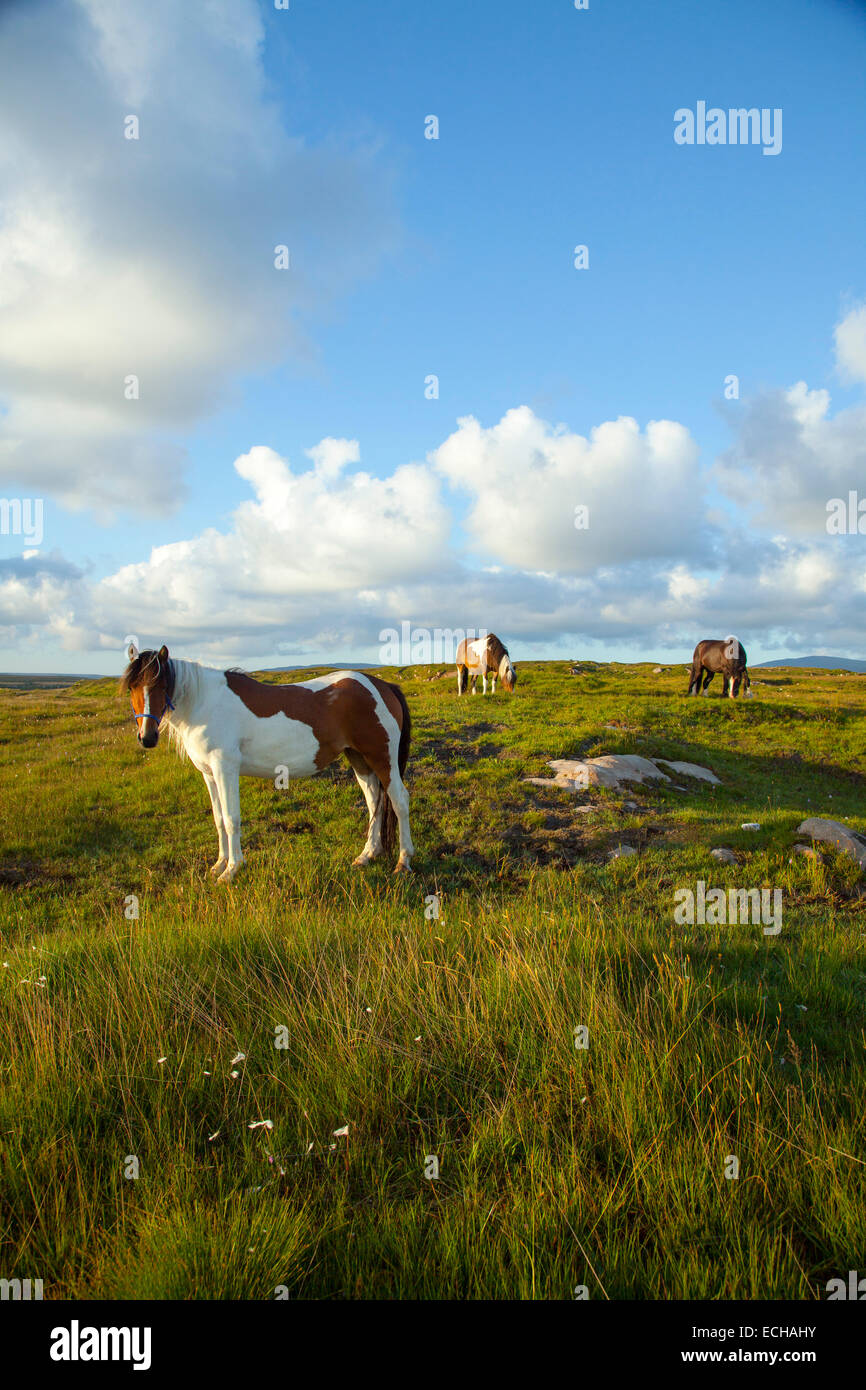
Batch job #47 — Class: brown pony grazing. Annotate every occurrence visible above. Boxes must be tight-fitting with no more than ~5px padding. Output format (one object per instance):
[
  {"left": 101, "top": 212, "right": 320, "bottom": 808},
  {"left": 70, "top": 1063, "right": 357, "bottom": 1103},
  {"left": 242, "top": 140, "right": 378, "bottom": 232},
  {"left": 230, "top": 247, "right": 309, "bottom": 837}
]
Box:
[
  {"left": 687, "top": 636, "right": 751, "bottom": 699},
  {"left": 120, "top": 643, "right": 414, "bottom": 882},
  {"left": 455, "top": 633, "right": 517, "bottom": 696}
]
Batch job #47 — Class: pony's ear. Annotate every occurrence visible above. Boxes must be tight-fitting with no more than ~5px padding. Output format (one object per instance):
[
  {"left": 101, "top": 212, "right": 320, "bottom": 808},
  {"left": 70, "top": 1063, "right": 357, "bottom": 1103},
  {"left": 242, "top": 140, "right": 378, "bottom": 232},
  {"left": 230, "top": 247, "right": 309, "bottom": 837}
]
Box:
[
  {"left": 157, "top": 644, "right": 169, "bottom": 663},
  {"left": 127, "top": 642, "right": 139, "bottom": 663}
]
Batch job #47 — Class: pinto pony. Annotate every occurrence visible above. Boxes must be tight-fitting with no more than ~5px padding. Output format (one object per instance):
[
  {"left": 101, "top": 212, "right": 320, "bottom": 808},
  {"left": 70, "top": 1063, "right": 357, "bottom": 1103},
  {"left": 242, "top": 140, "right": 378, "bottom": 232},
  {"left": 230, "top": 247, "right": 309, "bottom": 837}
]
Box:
[
  {"left": 455, "top": 633, "right": 517, "bottom": 696},
  {"left": 120, "top": 644, "right": 414, "bottom": 883},
  {"left": 687, "top": 637, "right": 751, "bottom": 699}
]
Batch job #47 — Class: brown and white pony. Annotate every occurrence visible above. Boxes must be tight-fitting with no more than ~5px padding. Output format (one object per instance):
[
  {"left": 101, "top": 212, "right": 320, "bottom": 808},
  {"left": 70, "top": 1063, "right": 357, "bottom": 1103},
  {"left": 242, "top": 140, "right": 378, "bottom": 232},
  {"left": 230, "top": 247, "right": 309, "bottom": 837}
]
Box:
[
  {"left": 120, "top": 644, "right": 414, "bottom": 882},
  {"left": 687, "top": 637, "right": 751, "bottom": 698},
  {"left": 455, "top": 633, "right": 516, "bottom": 696}
]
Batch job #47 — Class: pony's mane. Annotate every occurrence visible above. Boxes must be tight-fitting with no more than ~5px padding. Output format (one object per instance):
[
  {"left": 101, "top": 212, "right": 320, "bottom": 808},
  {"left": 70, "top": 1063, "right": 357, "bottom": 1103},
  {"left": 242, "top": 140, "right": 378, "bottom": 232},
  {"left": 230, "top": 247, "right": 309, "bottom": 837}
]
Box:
[
  {"left": 118, "top": 649, "right": 163, "bottom": 695},
  {"left": 486, "top": 633, "right": 509, "bottom": 667}
]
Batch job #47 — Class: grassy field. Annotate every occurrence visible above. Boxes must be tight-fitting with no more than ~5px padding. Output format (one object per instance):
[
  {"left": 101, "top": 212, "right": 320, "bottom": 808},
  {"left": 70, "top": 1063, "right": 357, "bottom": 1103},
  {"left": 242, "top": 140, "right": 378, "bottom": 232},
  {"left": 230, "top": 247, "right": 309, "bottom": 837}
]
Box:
[{"left": 0, "top": 660, "right": 864, "bottom": 1300}]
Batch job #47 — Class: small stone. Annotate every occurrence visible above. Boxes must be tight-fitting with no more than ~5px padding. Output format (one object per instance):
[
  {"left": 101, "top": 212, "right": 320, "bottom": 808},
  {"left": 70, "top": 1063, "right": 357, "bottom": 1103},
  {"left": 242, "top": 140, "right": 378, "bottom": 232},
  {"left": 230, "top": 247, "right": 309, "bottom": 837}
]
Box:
[
  {"left": 608, "top": 843, "right": 638, "bottom": 860},
  {"left": 710, "top": 847, "right": 737, "bottom": 864}
]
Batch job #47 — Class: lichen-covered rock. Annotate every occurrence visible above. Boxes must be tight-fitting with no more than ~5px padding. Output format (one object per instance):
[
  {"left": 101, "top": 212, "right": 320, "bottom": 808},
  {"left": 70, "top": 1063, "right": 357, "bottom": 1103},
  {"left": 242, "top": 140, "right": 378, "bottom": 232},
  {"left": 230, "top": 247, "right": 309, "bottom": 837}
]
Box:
[{"left": 548, "top": 755, "right": 670, "bottom": 790}]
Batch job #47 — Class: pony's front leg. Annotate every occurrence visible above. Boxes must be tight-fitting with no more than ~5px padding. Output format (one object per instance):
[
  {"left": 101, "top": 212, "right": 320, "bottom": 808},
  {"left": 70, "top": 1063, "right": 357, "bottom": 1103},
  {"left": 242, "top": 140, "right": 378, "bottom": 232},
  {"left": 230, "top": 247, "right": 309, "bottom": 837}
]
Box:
[
  {"left": 203, "top": 771, "right": 229, "bottom": 877},
  {"left": 211, "top": 759, "right": 244, "bottom": 883}
]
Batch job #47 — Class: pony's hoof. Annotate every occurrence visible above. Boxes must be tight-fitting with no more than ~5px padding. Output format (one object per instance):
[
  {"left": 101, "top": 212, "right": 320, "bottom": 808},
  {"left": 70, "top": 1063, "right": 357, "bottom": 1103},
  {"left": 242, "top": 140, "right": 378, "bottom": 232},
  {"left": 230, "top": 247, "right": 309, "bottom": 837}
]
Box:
[
  {"left": 210, "top": 859, "right": 227, "bottom": 877},
  {"left": 352, "top": 852, "right": 371, "bottom": 868},
  {"left": 393, "top": 860, "right": 412, "bottom": 876},
  {"left": 216, "top": 862, "right": 243, "bottom": 884}
]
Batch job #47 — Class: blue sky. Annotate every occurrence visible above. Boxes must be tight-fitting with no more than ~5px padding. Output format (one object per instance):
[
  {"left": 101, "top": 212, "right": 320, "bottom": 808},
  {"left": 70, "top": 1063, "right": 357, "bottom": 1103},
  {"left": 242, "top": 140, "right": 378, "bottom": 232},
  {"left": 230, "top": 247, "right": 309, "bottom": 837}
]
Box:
[{"left": 1, "top": 0, "right": 865, "bottom": 671}]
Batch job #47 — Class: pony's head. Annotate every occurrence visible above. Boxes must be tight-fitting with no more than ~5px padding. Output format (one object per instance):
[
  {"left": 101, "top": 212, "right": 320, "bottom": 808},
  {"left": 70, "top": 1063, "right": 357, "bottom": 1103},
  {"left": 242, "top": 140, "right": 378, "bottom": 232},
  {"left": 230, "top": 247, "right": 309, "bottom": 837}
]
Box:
[
  {"left": 499, "top": 654, "right": 517, "bottom": 692},
  {"left": 119, "top": 643, "right": 175, "bottom": 749}
]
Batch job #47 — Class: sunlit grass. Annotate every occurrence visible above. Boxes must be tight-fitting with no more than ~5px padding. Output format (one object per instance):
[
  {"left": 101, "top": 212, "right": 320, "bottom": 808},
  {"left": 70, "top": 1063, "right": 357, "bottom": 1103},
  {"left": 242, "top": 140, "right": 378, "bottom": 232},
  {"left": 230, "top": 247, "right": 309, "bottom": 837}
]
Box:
[{"left": 0, "top": 662, "right": 864, "bottom": 1298}]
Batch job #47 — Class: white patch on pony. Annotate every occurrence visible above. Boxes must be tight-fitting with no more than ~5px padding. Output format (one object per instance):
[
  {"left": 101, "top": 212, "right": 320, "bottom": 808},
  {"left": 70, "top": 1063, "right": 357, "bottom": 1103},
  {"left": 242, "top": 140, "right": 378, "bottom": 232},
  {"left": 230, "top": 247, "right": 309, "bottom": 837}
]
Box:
[{"left": 240, "top": 713, "right": 320, "bottom": 778}]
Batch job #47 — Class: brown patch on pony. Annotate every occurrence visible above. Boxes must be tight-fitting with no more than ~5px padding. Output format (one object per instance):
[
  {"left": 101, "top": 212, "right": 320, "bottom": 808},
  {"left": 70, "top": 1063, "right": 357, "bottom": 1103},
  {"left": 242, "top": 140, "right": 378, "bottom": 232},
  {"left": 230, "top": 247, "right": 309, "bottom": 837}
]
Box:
[
  {"left": 225, "top": 670, "right": 410, "bottom": 856},
  {"left": 224, "top": 670, "right": 408, "bottom": 779}
]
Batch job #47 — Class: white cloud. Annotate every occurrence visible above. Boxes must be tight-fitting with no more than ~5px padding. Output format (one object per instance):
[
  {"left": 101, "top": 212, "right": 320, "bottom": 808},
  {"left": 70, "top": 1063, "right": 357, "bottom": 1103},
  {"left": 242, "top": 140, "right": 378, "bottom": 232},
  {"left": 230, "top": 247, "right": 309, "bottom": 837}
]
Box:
[
  {"left": 3, "top": 325, "right": 866, "bottom": 664},
  {"left": 835, "top": 303, "right": 866, "bottom": 385},
  {"left": 0, "top": 0, "right": 398, "bottom": 517},
  {"left": 85, "top": 440, "right": 453, "bottom": 652},
  {"left": 430, "top": 406, "right": 706, "bottom": 573},
  {"left": 714, "top": 381, "right": 866, "bottom": 535}
]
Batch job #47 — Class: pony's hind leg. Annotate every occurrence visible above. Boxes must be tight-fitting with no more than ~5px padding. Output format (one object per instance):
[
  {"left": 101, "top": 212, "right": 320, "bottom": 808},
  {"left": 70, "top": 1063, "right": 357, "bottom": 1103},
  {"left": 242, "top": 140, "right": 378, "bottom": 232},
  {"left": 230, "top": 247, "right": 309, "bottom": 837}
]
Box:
[
  {"left": 701, "top": 670, "right": 714, "bottom": 697},
  {"left": 358, "top": 751, "right": 414, "bottom": 873},
  {"left": 387, "top": 770, "right": 414, "bottom": 874},
  {"left": 346, "top": 750, "right": 384, "bottom": 866},
  {"left": 456, "top": 664, "right": 467, "bottom": 696}
]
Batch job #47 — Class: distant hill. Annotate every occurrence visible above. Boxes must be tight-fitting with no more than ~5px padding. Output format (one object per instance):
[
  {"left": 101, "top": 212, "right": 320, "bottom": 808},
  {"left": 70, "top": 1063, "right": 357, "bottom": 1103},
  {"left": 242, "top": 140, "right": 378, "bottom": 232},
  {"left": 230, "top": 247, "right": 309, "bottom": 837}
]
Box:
[
  {"left": 259, "top": 662, "right": 381, "bottom": 672},
  {"left": 0, "top": 662, "right": 382, "bottom": 691},
  {"left": 755, "top": 656, "right": 866, "bottom": 673},
  {"left": 0, "top": 672, "right": 99, "bottom": 690}
]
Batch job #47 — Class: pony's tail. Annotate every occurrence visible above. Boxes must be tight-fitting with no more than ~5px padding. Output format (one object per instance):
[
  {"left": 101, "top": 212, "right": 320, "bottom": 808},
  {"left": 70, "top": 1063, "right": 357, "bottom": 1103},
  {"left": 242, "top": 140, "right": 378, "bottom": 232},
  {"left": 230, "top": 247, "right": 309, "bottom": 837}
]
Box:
[{"left": 380, "top": 683, "right": 411, "bottom": 856}]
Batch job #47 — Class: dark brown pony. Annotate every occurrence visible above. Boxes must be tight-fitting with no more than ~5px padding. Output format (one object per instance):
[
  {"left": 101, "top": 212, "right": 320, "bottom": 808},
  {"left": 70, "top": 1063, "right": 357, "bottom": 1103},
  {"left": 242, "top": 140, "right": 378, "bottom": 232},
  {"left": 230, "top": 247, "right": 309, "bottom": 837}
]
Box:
[
  {"left": 687, "top": 637, "right": 751, "bottom": 698},
  {"left": 455, "top": 633, "right": 516, "bottom": 695}
]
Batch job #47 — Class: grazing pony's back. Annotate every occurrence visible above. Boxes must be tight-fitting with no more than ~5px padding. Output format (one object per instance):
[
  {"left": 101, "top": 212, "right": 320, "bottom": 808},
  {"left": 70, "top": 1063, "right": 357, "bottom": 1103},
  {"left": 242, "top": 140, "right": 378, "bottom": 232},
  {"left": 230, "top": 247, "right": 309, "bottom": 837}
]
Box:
[{"left": 456, "top": 632, "right": 517, "bottom": 695}]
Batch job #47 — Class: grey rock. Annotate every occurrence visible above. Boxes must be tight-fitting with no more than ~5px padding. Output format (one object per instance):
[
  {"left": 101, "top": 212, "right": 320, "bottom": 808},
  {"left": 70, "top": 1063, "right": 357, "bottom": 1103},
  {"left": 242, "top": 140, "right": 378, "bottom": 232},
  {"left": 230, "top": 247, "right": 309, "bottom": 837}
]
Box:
[
  {"left": 549, "top": 754, "right": 670, "bottom": 790},
  {"left": 797, "top": 817, "right": 866, "bottom": 870},
  {"left": 710, "top": 847, "right": 737, "bottom": 864},
  {"left": 608, "top": 843, "right": 638, "bottom": 860},
  {"left": 534, "top": 754, "right": 721, "bottom": 794},
  {"left": 661, "top": 760, "right": 721, "bottom": 784}
]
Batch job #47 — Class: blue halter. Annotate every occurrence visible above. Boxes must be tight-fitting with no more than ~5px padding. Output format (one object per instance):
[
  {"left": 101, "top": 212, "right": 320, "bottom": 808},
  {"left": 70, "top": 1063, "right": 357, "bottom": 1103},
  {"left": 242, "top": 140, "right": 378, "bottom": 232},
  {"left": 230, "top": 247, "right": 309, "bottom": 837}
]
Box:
[{"left": 132, "top": 657, "right": 176, "bottom": 729}]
